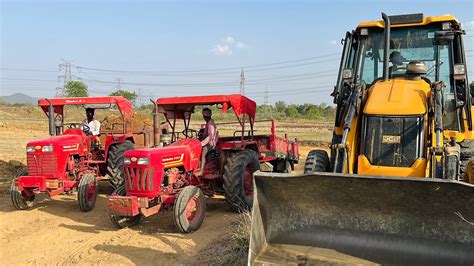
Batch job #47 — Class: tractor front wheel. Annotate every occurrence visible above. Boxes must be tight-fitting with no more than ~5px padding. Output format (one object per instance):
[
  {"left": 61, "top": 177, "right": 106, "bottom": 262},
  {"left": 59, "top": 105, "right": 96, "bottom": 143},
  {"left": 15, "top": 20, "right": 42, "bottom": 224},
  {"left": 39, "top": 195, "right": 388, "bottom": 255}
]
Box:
[
  {"left": 173, "top": 186, "right": 206, "bottom": 233},
  {"left": 109, "top": 185, "right": 141, "bottom": 228},
  {"left": 223, "top": 150, "right": 260, "bottom": 212},
  {"left": 107, "top": 140, "right": 134, "bottom": 189},
  {"left": 304, "top": 149, "right": 329, "bottom": 174},
  {"left": 10, "top": 174, "right": 35, "bottom": 210},
  {"left": 77, "top": 173, "right": 98, "bottom": 212}
]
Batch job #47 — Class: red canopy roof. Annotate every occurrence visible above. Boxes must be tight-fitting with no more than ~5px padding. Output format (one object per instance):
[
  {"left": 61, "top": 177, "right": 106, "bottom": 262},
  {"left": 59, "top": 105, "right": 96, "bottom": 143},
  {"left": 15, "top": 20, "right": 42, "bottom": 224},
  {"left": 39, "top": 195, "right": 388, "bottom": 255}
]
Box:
[
  {"left": 156, "top": 94, "right": 256, "bottom": 120},
  {"left": 37, "top": 96, "right": 133, "bottom": 119}
]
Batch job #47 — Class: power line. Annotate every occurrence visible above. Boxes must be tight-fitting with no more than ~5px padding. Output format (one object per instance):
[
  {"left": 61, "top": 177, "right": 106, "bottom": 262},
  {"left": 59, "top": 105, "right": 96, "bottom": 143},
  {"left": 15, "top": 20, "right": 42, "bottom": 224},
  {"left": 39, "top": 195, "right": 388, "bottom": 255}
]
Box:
[{"left": 70, "top": 53, "right": 340, "bottom": 74}]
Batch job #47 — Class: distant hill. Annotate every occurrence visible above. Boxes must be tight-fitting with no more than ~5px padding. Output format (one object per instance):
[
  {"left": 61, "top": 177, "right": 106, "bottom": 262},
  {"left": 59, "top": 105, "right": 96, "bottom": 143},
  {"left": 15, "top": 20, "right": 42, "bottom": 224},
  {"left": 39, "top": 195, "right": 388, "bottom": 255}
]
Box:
[{"left": 0, "top": 93, "right": 38, "bottom": 104}]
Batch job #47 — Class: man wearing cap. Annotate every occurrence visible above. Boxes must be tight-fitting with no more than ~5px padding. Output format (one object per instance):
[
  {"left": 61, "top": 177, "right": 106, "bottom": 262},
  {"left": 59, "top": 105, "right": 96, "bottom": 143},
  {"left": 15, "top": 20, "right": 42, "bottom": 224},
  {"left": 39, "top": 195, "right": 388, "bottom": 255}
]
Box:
[
  {"left": 389, "top": 51, "right": 407, "bottom": 76},
  {"left": 81, "top": 108, "right": 101, "bottom": 136},
  {"left": 198, "top": 108, "right": 218, "bottom": 173}
]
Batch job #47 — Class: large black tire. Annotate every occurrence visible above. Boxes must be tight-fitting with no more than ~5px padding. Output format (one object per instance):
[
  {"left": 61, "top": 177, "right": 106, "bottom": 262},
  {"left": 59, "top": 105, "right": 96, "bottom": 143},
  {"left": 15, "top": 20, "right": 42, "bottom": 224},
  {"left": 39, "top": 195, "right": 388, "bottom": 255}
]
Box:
[
  {"left": 10, "top": 171, "right": 35, "bottom": 210},
  {"left": 223, "top": 150, "right": 260, "bottom": 212},
  {"left": 459, "top": 140, "right": 474, "bottom": 181},
  {"left": 304, "top": 149, "right": 329, "bottom": 174},
  {"left": 109, "top": 185, "right": 142, "bottom": 228},
  {"left": 77, "top": 173, "right": 98, "bottom": 212},
  {"left": 107, "top": 140, "right": 134, "bottom": 189},
  {"left": 173, "top": 186, "right": 206, "bottom": 233}
]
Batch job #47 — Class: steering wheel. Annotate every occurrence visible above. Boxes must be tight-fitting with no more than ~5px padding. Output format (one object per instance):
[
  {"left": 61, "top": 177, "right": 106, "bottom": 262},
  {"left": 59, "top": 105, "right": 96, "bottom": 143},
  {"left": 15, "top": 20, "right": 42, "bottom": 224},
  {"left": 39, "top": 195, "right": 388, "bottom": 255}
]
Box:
[
  {"left": 181, "top": 129, "right": 199, "bottom": 139},
  {"left": 63, "top": 122, "right": 84, "bottom": 129},
  {"left": 82, "top": 124, "right": 90, "bottom": 133}
]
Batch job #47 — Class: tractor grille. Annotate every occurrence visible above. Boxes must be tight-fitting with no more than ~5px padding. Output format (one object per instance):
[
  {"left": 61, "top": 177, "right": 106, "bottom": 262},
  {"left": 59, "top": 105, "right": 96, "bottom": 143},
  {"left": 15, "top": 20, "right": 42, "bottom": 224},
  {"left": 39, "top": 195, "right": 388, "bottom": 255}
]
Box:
[
  {"left": 125, "top": 166, "right": 154, "bottom": 191},
  {"left": 362, "top": 116, "right": 424, "bottom": 167},
  {"left": 27, "top": 153, "right": 58, "bottom": 176}
]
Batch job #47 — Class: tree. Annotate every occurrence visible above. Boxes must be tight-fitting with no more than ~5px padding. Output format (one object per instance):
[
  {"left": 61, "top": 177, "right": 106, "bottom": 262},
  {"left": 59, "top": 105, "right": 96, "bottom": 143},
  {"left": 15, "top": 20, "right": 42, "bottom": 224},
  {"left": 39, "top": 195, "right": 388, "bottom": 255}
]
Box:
[
  {"left": 275, "top": 101, "right": 286, "bottom": 113},
  {"left": 64, "top": 81, "right": 88, "bottom": 97},
  {"left": 109, "top": 89, "right": 138, "bottom": 104}
]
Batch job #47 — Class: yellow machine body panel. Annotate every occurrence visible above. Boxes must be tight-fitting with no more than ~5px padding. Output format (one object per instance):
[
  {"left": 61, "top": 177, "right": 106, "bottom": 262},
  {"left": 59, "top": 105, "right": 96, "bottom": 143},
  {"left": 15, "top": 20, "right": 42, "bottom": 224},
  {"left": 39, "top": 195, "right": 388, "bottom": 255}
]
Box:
[
  {"left": 357, "top": 15, "right": 459, "bottom": 29},
  {"left": 363, "top": 79, "right": 430, "bottom": 116},
  {"left": 358, "top": 156, "right": 427, "bottom": 177}
]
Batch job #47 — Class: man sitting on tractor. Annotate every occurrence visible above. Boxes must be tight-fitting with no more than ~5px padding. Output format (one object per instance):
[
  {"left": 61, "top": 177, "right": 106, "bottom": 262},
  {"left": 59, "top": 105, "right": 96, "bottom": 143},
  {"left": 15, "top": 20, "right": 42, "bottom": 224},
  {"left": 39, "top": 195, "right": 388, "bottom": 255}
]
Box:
[
  {"left": 198, "top": 108, "right": 218, "bottom": 172},
  {"left": 81, "top": 108, "right": 101, "bottom": 136}
]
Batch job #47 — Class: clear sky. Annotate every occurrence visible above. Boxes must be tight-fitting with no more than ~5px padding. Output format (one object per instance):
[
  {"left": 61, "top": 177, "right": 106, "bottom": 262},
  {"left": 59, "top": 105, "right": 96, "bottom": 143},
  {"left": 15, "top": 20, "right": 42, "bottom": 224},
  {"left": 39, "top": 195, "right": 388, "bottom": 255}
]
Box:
[{"left": 1, "top": 0, "right": 473, "bottom": 104}]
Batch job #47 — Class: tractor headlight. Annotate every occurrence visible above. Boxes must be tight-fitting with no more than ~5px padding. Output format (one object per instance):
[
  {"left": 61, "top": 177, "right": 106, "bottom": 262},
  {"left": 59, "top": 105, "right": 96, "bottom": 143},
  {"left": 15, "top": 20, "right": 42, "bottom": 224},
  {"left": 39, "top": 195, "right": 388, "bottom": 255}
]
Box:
[
  {"left": 124, "top": 157, "right": 132, "bottom": 165},
  {"left": 26, "top": 146, "right": 35, "bottom": 153},
  {"left": 42, "top": 145, "right": 54, "bottom": 152},
  {"left": 137, "top": 158, "right": 150, "bottom": 165}
]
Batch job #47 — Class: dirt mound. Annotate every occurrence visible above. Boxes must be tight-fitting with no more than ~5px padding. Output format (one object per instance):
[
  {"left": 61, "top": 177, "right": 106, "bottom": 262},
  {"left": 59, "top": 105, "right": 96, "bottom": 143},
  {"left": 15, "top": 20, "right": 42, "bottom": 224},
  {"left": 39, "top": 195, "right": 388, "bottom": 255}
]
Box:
[{"left": 0, "top": 160, "right": 26, "bottom": 194}]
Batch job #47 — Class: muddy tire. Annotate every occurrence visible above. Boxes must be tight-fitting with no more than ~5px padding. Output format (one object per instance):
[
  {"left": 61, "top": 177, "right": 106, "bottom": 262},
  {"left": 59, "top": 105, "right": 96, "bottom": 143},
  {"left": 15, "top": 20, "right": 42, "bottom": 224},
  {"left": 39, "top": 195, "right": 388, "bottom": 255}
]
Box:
[
  {"left": 10, "top": 171, "right": 35, "bottom": 210},
  {"left": 109, "top": 185, "right": 142, "bottom": 228},
  {"left": 223, "top": 150, "right": 260, "bottom": 212},
  {"left": 173, "top": 186, "right": 206, "bottom": 233},
  {"left": 304, "top": 149, "right": 329, "bottom": 174},
  {"left": 77, "top": 173, "right": 98, "bottom": 212},
  {"left": 107, "top": 140, "right": 134, "bottom": 189},
  {"left": 460, "top": 140, "right": 474, "bottom": 181}
]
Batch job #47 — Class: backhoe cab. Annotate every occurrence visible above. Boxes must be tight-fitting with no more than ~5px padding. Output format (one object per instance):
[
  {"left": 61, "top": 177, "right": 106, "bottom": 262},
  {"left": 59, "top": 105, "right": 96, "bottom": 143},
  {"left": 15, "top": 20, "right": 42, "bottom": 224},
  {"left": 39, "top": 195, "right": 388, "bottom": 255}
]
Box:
[
  {"left": 250, "top": 13, "right": 473, "bottom": 265},
  {"left": 329, "top": 12, "right": 472, "bottom": 179}
]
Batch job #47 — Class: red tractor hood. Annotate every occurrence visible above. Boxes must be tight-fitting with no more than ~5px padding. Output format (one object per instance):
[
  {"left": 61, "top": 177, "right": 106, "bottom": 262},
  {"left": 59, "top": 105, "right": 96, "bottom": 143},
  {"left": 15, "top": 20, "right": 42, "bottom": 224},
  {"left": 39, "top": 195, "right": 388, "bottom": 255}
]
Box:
[
  {"left": 124, "top": 139, "right": 202, "bottom": 171},
  {"left": 27, "top": 133, "right": 85, "bottom": 154}
]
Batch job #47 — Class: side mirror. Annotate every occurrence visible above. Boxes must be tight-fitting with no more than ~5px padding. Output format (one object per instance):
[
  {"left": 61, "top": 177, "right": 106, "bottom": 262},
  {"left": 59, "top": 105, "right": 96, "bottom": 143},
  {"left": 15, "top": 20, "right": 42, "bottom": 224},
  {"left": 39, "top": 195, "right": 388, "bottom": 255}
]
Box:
[{"left": 433, "top": 31, "right": 454, "bottom": 45}]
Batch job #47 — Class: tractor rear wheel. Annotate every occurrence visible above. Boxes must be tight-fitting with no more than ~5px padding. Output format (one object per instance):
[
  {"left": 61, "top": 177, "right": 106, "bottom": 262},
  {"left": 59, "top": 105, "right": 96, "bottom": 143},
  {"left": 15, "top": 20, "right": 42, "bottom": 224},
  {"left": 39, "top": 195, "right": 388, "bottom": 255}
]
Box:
[
  {"left": 78, "top": 173, "right": 98, "bottom": 212},
  {"left": 107, "top": 140, "right": 134, "bottom": 189},
  {"left": 173, "top": 185, "right": 206, "bottom": 233},
  {"left": 460, "top": 139, "right": 474, "bottom": 181},
  {"left": 304, "top": 149, "right": 329, "bottom": 174},
  {"left": 10, "top": 171, "right": 35, "bottom": 210},
  {"left": 109, "top": 185, "right": 142, "bottom": 228},
  {"left": 223, "top": 150, "right": 260, "bottom": 212}
]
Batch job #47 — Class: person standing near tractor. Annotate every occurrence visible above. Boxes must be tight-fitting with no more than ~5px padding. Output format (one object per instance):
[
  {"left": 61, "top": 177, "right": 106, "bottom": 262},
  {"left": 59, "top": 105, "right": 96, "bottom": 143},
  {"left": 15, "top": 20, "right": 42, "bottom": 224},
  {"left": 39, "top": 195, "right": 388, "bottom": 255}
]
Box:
[
  {"left": 199, "top": 108, "right": 218, "bottom": 171},
  {"left": 82, "top": 108, "right": 101, "bottom": 136}
]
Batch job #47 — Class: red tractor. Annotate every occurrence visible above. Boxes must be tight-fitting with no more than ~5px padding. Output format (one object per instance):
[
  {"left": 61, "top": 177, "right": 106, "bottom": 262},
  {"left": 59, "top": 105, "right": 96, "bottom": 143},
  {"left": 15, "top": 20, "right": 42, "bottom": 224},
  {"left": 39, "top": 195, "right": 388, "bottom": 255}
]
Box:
[
  {"left": 108, "top": 94, "right": 299, "bottom": 232},
  {"left": 10, "top": 96, "right": 136, "bottom": 212}
]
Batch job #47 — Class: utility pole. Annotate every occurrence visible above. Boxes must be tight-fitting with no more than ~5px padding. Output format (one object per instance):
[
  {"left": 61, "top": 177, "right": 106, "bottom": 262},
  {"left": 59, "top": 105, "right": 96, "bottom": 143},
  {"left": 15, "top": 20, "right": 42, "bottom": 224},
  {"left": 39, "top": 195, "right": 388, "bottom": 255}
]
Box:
[
  {"left": 138, "top": 88, "right": 142, "bottom": 106},
  {"left": 264, "top": 85, "right": 270, "bottom": 118},
  {"left": 58, "top": 59, "right": 72, "bottom": 96},
  {"left": 240, "top": 69, "right": 245, "bottom": 95},
  {"left": 116, "top": 78, "right": 123, "bottom": 90}
]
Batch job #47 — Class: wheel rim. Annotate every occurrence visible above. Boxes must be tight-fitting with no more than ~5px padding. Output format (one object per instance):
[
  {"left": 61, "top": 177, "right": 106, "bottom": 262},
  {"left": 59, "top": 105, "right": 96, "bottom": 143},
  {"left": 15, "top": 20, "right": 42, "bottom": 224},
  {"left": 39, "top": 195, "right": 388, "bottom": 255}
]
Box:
[
  {"left": 185, "top": 196, "right": 201, "bottom": 225},
  {"left": 243, "top": 166, "right": 254, "bottom": 203},
  {"left": 87, "top": 179, "right": 96, "bottom": 202}
]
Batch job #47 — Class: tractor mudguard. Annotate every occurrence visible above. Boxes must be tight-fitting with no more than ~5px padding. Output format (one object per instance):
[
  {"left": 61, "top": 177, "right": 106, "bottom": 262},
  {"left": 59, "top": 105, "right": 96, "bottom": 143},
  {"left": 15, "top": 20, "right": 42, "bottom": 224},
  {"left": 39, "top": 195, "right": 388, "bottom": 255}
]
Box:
[{"left": 249, "top": 172, "right": 474, "bottom": 265}]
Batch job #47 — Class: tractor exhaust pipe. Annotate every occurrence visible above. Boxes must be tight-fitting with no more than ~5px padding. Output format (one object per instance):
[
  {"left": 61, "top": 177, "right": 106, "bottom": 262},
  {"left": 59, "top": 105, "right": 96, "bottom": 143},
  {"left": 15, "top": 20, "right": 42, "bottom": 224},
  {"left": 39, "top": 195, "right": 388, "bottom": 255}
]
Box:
[
  {"left": 150, "top": 99, "right": 160, "bottom": 148},
  {"left": 382, "top": 12, "right": 391, "bottom": 81},
  {"left": 45, "top": 98, "right": 55, "bottom": 136}
]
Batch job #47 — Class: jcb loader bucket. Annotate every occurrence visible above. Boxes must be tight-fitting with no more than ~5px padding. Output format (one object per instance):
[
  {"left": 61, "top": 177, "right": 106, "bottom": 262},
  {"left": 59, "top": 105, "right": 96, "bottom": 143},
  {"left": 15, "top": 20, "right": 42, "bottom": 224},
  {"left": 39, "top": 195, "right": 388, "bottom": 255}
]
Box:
[{"left": 249, "top": 172, "right": 474, "bottom": 265}]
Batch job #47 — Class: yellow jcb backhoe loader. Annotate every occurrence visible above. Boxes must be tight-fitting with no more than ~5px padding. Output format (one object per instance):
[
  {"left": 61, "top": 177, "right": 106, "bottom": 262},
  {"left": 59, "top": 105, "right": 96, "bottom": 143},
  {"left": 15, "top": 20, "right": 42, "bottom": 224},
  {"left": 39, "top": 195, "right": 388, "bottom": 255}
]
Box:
[{"left": 250, "top": 13, "right": 474, "bottom": 265}]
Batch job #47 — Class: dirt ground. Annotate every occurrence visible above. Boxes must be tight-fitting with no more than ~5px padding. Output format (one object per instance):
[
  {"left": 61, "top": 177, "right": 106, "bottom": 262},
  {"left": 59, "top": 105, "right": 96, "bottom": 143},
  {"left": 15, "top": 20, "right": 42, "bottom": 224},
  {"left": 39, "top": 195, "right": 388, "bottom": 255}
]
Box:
[{"left": 0, "top": 105, "right": 324, "bottom": 265}]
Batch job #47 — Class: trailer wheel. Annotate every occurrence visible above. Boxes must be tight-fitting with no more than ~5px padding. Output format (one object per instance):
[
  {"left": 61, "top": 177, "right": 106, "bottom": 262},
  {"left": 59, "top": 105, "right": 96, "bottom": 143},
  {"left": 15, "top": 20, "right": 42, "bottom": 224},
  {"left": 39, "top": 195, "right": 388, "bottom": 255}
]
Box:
[
  {"left": 107, "top": 140, "right": 134, "bottom": 189},
  {"left": 304, "top": 149, "right": 329, "bottom": 174},
  {"left": 173, "top": 186, "right": 206, "bottom": 233},
  {"left": 10, "top": 171, "right": 35, "bottom": 210},
  {"left": 460, "top": 140, "right": 474, "bottom": 181},
  {"left": 77, "top": 173, "right": 98, "bottom": 212},
  {"left": 223, "top": 150, "right": 260, "bottom": 212},
  {"left": 109, "top": 185, "right": 142, "bottom": 228}
]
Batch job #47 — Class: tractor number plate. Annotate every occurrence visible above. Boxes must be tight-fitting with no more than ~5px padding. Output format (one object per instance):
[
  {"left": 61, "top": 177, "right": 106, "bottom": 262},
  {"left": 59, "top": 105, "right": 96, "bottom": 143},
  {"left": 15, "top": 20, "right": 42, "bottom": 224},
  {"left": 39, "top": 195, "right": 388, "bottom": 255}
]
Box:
[
  {"left": 108, "top": 196, "right": 139, "bottom": 216},
  {"left": 382, "top": 135, "right": 401, "bottom": 144}
]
